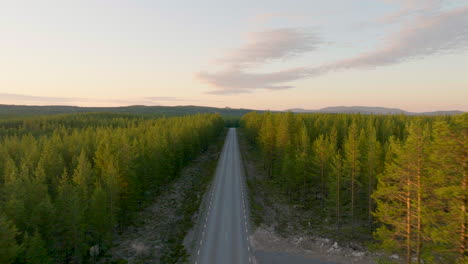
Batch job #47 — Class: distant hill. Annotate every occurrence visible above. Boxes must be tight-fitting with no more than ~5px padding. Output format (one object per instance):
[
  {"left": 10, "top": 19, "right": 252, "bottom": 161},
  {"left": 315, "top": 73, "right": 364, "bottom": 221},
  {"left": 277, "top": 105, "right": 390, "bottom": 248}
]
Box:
[
  {"left": 0, "top": 104, "right": 257, "bottom": 118},
  {"left": 1, "top": 104, "right": 464, "bottom": 118},
  {"left": 288, "top": 106, "right": 464, "bottom": 115}
]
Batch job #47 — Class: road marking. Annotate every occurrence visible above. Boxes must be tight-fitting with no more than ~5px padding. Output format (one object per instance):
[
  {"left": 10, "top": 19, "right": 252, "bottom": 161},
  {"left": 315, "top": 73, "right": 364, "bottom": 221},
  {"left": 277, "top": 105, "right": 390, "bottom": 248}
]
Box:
[{"left": 196, "top": 130, "right": 255, "bottom": 264}]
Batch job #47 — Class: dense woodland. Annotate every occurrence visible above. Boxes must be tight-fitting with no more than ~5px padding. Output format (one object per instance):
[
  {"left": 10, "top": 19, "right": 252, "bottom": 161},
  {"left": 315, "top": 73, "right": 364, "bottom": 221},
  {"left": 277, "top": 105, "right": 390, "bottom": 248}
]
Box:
[
  {"left": 0, "top": 113, "right": 224, "bottom": 264},
  {"left": 0, "top": 104, "right": 254, "bottom": 119},
  {"left": 241, "top": 112, "right": 467, "bottom": 264}
]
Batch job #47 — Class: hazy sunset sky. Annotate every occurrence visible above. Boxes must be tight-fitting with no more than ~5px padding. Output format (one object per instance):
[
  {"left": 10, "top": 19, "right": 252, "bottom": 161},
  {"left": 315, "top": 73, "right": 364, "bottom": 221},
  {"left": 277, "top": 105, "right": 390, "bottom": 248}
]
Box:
[{"left": 1, "top": 0, "right": 467, "bottom": 112}]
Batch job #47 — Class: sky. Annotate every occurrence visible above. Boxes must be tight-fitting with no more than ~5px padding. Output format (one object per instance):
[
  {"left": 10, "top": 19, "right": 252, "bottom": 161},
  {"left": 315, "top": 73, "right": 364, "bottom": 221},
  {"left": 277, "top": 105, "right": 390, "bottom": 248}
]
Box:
[{"left": 0, "top": 0, "right": 467, "bottom": 112}]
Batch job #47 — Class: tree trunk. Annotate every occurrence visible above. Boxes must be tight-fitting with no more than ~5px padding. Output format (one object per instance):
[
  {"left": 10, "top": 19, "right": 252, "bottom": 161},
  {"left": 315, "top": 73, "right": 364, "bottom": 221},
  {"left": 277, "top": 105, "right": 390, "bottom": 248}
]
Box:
[
  {"left": 406, "top": 177, "right": 412, "bottom": 264},
  {"left": 351, "top": 159, "right": 356, "bottom": 236},
  {"left": 321, "top": 162, "right": 324, "bottom": 213},
  {"left": 368, "top": 169, "right": 373, "bottom": 233},
  {"left": 460, "top": 169, "right": 467, "bottom": 262},
  {"left": 416, "top": 164, "right": 422, "bottom": 264},
  {"left": 337, "top": 170, "right": 341, "bottom": 232}
]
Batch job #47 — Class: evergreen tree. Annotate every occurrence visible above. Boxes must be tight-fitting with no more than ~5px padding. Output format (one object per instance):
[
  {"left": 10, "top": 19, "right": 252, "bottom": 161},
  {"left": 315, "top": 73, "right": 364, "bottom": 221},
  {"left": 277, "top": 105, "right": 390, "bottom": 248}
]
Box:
[
  {"left": 329, "top": 151, "right": 344, "bottom": 231},
  {"left": 429, "top": 117, "right": 467, "bottom": 263},
  {"left": 0, "top": 214, "right": 19, "bottom": 264},
  {"left": 259, "top": 114, "right": 275, "bottom": 178},
  {"left": 365, "top": 124, "right": 381, "bottom": 232},
  {"left": 374, "top": 123, "right": 430, "bottom": 264},
  {"left": 312, "top": 134, "right": 333, "bottom": 213},
  {"left": 56, "top": 170, "right": 85, "bottom": 263},
  {"left": 72, "top": 150, "right": 94, "bottom": 199},
  {"left": 89, "top": 183, "right": 111, "bottom": 247},
  {"left": 296, "top": 122, "right": 311, "bottom": 203},
  {"left": 343, "top": 121, "right": 361, "bottom": 235},
  {"left": 24, "top": 231, "right": 51, "bottom": 264}
]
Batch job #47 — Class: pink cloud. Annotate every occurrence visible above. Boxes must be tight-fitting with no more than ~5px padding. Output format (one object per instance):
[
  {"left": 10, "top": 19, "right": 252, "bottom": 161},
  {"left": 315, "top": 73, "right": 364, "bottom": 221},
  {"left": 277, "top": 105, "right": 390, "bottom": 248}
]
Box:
[
  {"left": 198, "top": 5, "right": 468, "bottom": 94},
  {"left": 219, "top": 28, "right": 320, "bottom": 68},
  {"left": 325, "top": 6, "right": 468, "bottom": 69}
]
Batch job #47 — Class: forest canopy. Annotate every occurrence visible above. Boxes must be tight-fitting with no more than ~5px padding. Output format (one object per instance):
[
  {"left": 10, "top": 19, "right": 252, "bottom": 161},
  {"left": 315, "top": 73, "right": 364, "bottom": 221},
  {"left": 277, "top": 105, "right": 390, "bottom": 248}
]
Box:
[
  {"left": 0, "top": 113, "right": 224, "bottom": 264},
  {"left": 241, "top": 112, "right": 467, "bottom": 264}
]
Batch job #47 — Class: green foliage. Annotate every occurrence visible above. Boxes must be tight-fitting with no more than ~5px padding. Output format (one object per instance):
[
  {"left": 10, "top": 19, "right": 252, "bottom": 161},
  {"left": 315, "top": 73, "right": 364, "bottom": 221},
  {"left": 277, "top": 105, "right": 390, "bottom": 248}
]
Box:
[
  {"left": 24, "top": 232, "right": 51, "bottom": 264},
  {"left": 0, "top": 214, "right": 20, "bottom": 264},
  {"left": 241, "top": 112, "right": 467, "bottom": 263},
  {"left": 0, "top": 104, "right": 254, "bottom": 120},
  {"left": 0, "top": 113, "right": 224, "bottom": 263}
]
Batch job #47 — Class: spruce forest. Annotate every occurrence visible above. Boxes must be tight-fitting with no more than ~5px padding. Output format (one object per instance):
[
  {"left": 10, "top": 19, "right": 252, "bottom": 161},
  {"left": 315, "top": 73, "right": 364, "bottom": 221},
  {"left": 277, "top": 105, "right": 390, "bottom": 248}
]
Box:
[
  {"left": 241, "top": 112, "right": 467, "bottom": 264},
  {"left": 0, "top": 113, "right": 224, "bottom": 263}
]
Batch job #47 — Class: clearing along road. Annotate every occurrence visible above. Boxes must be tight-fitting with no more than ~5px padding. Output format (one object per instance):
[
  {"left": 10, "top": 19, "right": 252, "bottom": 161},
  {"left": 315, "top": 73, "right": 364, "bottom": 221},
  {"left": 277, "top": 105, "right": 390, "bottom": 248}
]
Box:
[{"left": 194, "top": 128, "right": 254, "bottom": 264}]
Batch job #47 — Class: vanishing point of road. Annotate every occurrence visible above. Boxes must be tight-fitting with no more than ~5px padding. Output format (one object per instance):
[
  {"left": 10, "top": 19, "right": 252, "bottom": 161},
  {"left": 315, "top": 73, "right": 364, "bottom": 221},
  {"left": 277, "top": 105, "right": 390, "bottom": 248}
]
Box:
[{"left": 194, "top": 128, "right": 254, "bottom": 264}]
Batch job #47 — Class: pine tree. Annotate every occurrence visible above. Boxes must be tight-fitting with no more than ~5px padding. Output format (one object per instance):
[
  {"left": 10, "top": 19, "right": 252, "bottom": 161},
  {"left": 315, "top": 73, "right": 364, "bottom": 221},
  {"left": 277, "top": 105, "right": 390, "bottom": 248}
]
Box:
[
  {"left": 373, "top": 123, "right": 430, "bottom": 264},
  {"left": 329, "top": 151, "right": 344, "bottom": 232},
  {"left": 56, "top": 169, "right": 85, "bottom": 263},
  {"left": 343, "top": 121, "right": 361, "bottom": 235},
  {"left": 259, "top": 114, "right": 275, "bottom": 178},
  {"left": 313, "top": 134, "right": 333, "bottom": 213},
  {"left": 30, "top": 193, "right": 55, "bottom": 247},
  {"left": 365, "top": 123, "right": 381, "bottom": 232},
  {"left": 89, "top": 183, "right": 111, "bottom": 246},
  {"left": 72, "top": 150, "right": 94, "bottom": 199},
  {"left": 429, "top": 117, "right": 467, "bottom": 263},
  {"left": 296, "top": 122, "right": 311, "bottom": 203},
  {"left": 24, "top": 231, "right": 51, "bottom": 264},
  {"left": 0, "top": 113, "right": 225, "bottom": 262},
  {"left": 0, "top": 214, "right": 19, "bottom": 264}
]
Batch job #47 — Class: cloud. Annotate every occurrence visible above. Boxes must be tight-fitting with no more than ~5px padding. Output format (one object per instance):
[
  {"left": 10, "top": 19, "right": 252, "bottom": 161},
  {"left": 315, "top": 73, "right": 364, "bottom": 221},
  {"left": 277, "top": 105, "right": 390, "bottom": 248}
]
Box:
[
  {"left": 198, "top": 5, "right": 468, "bottom": 94},
  {"left": 379, "top": 0, "right": 442, "bottom": 24},
  {"left": 0, "top": 93, "right": 197, "bottom": 106},
  {"left": 382, "top": 0, "right": 441, "bottom": 10},
  {"left": 143, "top": 97, "right": 194, "bottom": 102},
  {"left": 0, "top": 93, "right": 84, "bottom": 104},
  {"left": 324, "top": 6, "right": 468, "bottom": 70},
  {"left": 219, "top": 28, "right": 319, "bottom": 69},
  {"left": 201, "top": 67, "right": 319, "bottom": 95},
  {"left": 198, "top": 28, "right": 320, "bottom": 93}
]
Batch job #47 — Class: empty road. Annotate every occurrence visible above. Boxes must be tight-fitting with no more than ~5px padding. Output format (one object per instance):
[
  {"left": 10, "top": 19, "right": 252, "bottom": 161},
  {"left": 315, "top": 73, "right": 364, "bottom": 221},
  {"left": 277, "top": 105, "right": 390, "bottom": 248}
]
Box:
[{"left": 194, "top": 128, "right": 253, "bottom": 264}]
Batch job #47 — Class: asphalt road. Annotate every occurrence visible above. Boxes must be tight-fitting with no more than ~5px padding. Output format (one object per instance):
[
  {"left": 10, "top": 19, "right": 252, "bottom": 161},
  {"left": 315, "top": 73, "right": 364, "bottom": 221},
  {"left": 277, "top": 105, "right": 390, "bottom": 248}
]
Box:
[{"left": 194, "top": 128, "right": 254, "bottom": 264}]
